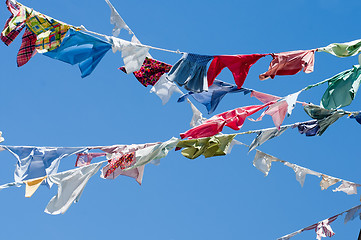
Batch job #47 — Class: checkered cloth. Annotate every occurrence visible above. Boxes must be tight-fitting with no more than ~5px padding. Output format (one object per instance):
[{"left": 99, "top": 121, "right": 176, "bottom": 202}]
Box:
[
  {"left": 0, "top": 0, "right": 27, "bottom": 46},
  {"left": 17, "top": 28, "right": 37, "bottom": 67},
  {"left": 26, "top": 12, "right": 69, "bottom": 53}
]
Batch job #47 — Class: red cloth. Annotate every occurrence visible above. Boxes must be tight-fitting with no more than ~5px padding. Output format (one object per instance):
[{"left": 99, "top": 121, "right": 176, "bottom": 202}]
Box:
[
  {"left": 17, "top": 28, "right": 37, "bottom": 67},
  {"left": 207, "top": 54, "right": 267, "bottom": 88},
  {"left": 259, "top": 50, "right": 315, "bottom": 80},
  {"left": 180, "top": 103, "right": 274, "bottom": 139}
]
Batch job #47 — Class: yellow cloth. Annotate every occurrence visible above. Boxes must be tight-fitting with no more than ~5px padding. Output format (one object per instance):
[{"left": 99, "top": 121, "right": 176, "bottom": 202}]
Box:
[{"left": 25, "top": 176, "right": 47, "bottom": 198}]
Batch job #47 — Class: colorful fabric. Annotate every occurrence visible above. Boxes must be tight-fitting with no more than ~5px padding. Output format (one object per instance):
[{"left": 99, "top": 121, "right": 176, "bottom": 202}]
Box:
[
  {"left": 150, "top": 73, "right": 183, "bottom": 105},
  {"left": 103, "top": 152, "right": 135, "bottom": 178},
  {"left": 44, "top": 29, "right": 112, "bottom": 78},
  {"left": 318, "top": 39, "right": 361, "bottom": 57},
  {"left": 178, "top": 79, "right": 252, "bottom": 114},
  {"left": 1, "top": 0, "right": 27, "bottom": 46},
  {"left": 75, "top": 152, "right": 106, "bottom": 167},
  {"left": 176, "top": 134, "right": 236, "bottom": 159},
  {"left": 207, "top": 54, "right": 267, "bottom": 88},
  {"left": 259, "top": 50, "right": 315, "bottom": 80},
  {"left": 17, "top": 27, "right": 37, "bottom": 67},
  {"left": 120, "top": 57, "right": 172, "bottom": 87},
  {"left": 25, "top": 11, "right": 69, "bottom": 53},
  {"left": 167, "top": 53, "right": 214, "bottom": 92},
  {"left": 303, "top": 104, "right": 346, "bottom": 136},
  {"left": 180, "top": 103, "right": 274, "bottom": 139},
  {"left": 350, "top": 112, "right": 361, "bottom": 125}
]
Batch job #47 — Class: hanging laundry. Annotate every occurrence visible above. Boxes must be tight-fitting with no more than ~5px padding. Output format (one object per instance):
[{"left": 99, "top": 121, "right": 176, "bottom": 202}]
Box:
[
  {"left": 75, "top": 152, "right": 106, "bottom": 167},
  {"left": 24, "top": 176, "right": 47, "bottom": 198},
  {"left": 101, "top": 154, "right": 144, "bottom": 185},
  {"left": 44, "top": 162, "right": 103, "bottom": 215},
  {"left": 44, "top": 29, "right": 112, "bottom": 78},
  {"left": 2, "top": 146, "right": 87, "bottom": 187},
  {"left": 107, "top": 35, "right": 150, "bottom": 73},
  {"left": 259, "top": 50, "right": 315, "bottom": 80},
  {"left": 105, "top": 0, "right": 132, "bottom": 36},
  {"left": 176, "top": 134, "right": 236, "bottom": 159},
  {"left": 129, "top": 137, "right": 180, "bottom": 169},
  {"left": 332, "top": 181, "right": 359, "bottom": 195},
  {"left": 344, "top": 205, "right": 361, "bottom": 223},
  {"left": 180, "top": 103, "right": 274, "bottom": 139},
  {"left": 187, "top": 100, "right": 206, "bottom": 128},
  {"left": 253, "top": 151, "right": 280, "bottom": 176},
  {"left": 250, "top": 90, "right": 301, "bottom": 129},
  {"left": 350, "top": 112, "right": 361, "bottom": 125},
  {"left": 315, "top": 218, "right": 336, "bottom": 240},
  {"left": 150, "top": 73, "right": 183, "bottom": 105},
  {"left": 284, "top": 162, "right": 321, "bottom": 187},
  {"left": 304, "top": 104, "right": 347, "bottom": 136},
  {"left": 178, "top": 79, "right": 252, "bottom": 114},
  {"left": 322, "top": 65, "right": 361, "bottom": 109},
  {"left": 248, "top": 126, "right": 289, "bottom": 152},
  {"left": 119, "top": 57, "right": 172, "bottom": 87},
  {"left": 250, "top": 90, "right": 281, "bottom": 104},
  {"left": 25, "top": 11, "right": 70, "bottom": 53},
  {"left": 1, "top": 0, "right": 27, "bottom": 46},
  {"left": 207, "top": 54, "right": 267, "bottom": 88},
  {"left": 320, "top": 175, "right": 341, "bottom": 190},
  {"left": 292, "top": 120, "right": 320, "bottom": 136},
  {"left": 102, "top": 152, "right": 135, "bottom": 178},
  {"left": 167, "top": 53, "right": 213, "bottom": 92},
  {"left": 17, "top": 28, "right": 37, "bottom": 67},
  {"left": 318, "top": 39, "right": 361, "bottom": 57}
]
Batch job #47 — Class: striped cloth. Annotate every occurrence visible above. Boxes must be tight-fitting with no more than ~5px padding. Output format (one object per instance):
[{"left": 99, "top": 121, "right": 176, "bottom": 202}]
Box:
[
  {"left": 17, "top": 28, "right": 37, "bottom": 67},
  {"left": 304, "top": 215, "right": 339, "bottom": 240},
  {"left": 25, "top": 12, "right": 69, "bottom": 53}
]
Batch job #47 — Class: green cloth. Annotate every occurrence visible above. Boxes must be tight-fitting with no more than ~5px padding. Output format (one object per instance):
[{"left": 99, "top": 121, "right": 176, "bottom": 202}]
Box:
[
  {"left": 176, "top": 134, "right": 236, "bottom": 159},
  {"left": 303, "top": 104, "right": 346, "bottom": 136},
  {"left": 305, "top": 65, "right": 361, "bottom": 109},
  {"left": 319, "top": 39, "right": 361, "bottom": 57}
]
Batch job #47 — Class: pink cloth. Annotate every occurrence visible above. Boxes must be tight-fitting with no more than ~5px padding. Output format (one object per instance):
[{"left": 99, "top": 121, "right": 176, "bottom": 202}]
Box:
[
  {"left": 304, "top": 215, "right": 338, "bottom": 240},
  {"left": 259, "top": 50, "right": 315, "bottom": 80},
  {"left": 207, "top": 54, "right": 267, "bottom": 88},
  {"left": 251, "top": 91, "right": 281, "bottom": 103},
  {"left": 180, "top": 103, "right": 274, "bottom": 139},
  {"left": 75, "top": 152, "right": 106, "bottom": 167}
]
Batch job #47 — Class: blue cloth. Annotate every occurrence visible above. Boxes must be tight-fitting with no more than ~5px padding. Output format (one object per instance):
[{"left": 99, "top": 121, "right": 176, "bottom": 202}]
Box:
[
  {"left": 293, "top": 120, "right": 320, "bottom": 136},
  {"left": 178, "top": 79, "right": 252, "bottom": 114},
  {"left": 167, "top": 53, "right": 213, "bottom": 92},
  {"left": 3, "top": 146, "right": 87, "bottom": 187},
  {"left": 350, "top": 112, "right": 361, "bottom": 125},
  {"left": 44, "top": 29, "right": 112, "bottom": 78}
]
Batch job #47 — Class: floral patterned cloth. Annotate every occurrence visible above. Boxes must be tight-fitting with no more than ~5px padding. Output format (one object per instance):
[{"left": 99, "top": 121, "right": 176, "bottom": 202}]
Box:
[
  {"left": 120, "top": 57, "right": 172, "bottom": 87},
  {"left": 104, "top": 152, "right": 135, "bottom": 178}
]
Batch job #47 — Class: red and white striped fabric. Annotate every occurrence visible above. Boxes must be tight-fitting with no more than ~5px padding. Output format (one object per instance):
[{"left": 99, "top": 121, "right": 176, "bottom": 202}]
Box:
[{"left": 303, "top": 215, "right": 339, "bottom": 240}]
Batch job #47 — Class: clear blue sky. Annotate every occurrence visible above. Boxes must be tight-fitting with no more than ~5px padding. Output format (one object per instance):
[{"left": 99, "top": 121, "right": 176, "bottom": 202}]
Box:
[{"left": 0, "top": 0, "right": 360, "bottom": 239}]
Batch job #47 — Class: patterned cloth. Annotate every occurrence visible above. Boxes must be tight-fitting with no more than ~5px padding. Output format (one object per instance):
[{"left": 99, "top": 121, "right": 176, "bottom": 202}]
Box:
[
  {"left": 26, "top": 12, "right": 69, "bottom": 53},
  {"left": 1, "top": 0, "right": 27, "bottom": 46},
  {"left": 17, "top": 27, "right": 37, "bottom": 67},
  {"left": 104, "top": 152, "right": 135, "bottom": 178},
  {"left": 120, "top": 57, "right": 172, "bottom": 87}
]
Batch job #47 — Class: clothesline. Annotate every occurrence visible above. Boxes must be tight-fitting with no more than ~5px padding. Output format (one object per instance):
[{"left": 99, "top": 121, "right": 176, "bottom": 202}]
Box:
[{"left": 278, "top": 204, "right": 361, "bottom": 240}]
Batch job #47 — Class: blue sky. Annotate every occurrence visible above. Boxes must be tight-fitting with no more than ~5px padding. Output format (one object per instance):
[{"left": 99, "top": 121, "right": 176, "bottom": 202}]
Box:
[{"left": 0, "top": 0, "right": 360, "bottom": 239}]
